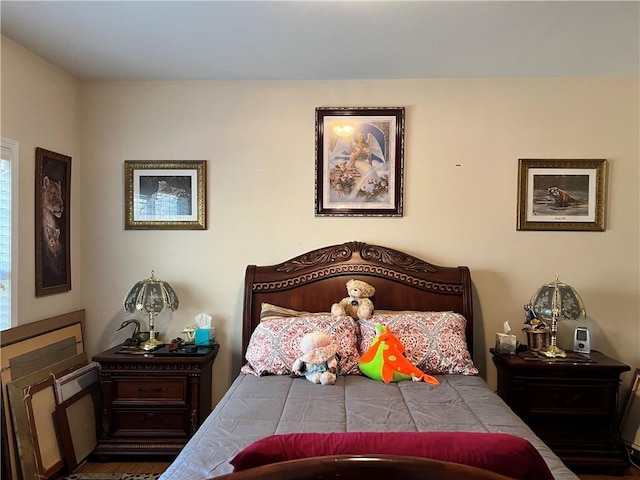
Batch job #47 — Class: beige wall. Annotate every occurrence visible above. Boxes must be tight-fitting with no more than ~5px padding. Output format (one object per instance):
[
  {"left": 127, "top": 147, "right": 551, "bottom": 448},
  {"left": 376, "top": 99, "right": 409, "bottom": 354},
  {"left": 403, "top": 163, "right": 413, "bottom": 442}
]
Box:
[
  {"left": 1, "top": 37, "right": 85, "bottom": 323},
  {"left": 3, "top": 35, "right": 639, "bottom": 406}
]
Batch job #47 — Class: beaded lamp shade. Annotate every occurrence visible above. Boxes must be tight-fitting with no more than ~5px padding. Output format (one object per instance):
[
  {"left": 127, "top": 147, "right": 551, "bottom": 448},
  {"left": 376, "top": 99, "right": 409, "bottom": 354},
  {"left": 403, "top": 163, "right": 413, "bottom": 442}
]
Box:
[
  {"left": 123, "top": 270, "right": 179, "bottom": 350},
  {"left": 529, "top": 274, "right": 585, "bottom": 358}
]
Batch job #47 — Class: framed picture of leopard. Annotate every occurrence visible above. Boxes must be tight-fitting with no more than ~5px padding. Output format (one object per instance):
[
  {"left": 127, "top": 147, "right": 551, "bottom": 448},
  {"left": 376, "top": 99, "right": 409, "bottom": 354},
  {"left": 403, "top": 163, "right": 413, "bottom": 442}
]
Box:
[
  {"left": 517, "top": 158, "right": 607, "bottom": 231},
  {"left": 124, "top": 160, "right": 206, "bottom": 230},
  {"left": 35, "top": 147, "right": 71, "bottom": 296}
]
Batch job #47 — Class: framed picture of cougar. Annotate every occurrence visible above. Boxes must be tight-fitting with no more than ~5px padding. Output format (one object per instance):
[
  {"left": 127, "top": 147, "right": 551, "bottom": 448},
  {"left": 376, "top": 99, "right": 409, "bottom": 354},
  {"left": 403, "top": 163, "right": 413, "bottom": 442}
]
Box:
[
  {"left": 516, "top": 158, "right": 607, "bottom": 231},
  {"left": 315, "top": 107, "right": 405, "bottom": 217},
  {"left": 35, "top": 147, "right": 71, "bottom": 296},
  {"left": 124, "top": 160, "right": 207, "bottom": 230}
]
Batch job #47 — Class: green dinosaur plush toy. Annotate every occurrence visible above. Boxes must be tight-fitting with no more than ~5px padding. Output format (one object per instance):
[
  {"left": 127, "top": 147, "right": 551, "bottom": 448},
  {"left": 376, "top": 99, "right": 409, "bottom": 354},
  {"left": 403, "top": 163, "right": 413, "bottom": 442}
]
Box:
[{"left": 359, "top": 324, "right": 439, "bottom": 385}]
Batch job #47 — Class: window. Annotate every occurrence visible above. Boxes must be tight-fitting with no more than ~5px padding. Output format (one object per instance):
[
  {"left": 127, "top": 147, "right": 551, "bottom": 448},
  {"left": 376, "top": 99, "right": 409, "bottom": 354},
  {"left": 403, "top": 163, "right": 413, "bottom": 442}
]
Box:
[{"left": 1, "top": 137, "right": 18, "bottom": 330}]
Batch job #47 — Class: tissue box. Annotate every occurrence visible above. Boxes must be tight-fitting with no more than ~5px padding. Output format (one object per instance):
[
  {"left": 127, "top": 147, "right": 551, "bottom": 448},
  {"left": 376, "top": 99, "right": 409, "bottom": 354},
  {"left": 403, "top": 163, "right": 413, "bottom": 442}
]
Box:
[
  {"left": 194, "top": 328, "right": 215, "bottom": 347},
  {"left": 495, "top": 333, "right": 517, "bottom": 354}
]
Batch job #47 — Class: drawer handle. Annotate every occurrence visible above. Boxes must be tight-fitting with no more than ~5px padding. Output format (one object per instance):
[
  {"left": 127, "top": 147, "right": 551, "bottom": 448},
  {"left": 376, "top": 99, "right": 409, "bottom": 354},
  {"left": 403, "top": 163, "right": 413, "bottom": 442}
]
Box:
[
  {"left": 555, "top": 393, "right": 580, "bottom": 406},
  {"left": 138, "top": 386, "right": 163, "bottom": 393},
  {"left": 140, "top": 412, "right": 163, "bottom": 423}
]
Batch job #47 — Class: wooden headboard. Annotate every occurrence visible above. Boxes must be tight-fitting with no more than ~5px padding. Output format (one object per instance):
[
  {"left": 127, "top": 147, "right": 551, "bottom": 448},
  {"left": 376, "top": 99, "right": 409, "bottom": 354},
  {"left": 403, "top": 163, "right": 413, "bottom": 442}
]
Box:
[{"left": 242, "top": 242, "right": 473, "bottom": 360}]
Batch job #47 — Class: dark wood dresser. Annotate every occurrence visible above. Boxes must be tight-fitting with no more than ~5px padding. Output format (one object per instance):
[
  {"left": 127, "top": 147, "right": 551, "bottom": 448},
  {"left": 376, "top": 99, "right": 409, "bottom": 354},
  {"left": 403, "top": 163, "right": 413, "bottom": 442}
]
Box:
[
  {"left": 92, "top": 343, "right": 219, "bottom": 459},
  {"left": 491, "top": 348, "right": 630, "bottom": 474}
]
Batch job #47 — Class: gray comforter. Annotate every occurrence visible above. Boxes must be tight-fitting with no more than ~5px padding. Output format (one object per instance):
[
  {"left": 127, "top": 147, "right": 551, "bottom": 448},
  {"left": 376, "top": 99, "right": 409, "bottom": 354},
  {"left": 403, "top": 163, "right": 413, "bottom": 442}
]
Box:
[{"left": 159, "top": 373, "right": 578, "bottom": 480}]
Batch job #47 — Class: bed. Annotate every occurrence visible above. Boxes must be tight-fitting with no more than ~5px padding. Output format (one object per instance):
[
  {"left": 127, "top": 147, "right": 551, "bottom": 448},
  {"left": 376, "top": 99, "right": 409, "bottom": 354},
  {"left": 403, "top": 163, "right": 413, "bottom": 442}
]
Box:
[{"left": 159, "top": 241, "right": 579, "bottom": 480}]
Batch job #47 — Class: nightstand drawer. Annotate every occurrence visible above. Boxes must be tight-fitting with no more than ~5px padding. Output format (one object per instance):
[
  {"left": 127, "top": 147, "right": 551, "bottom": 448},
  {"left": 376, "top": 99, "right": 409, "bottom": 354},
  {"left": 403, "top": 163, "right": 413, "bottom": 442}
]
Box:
[
  {"left": 491, "top": 348, "right": 630, "bottom": 474},
  {"left": 532, "top": 420, "right": 612, "bottom": 450},
  {"left": 526, "top": 383, "right": 609, "bottom": 414},
  {"left": 113, "top": 377, "right": 187, "bottom": 403},
  {"left": 93, "top": 344, "right": 218, "bottom": 458},
  {"left": 111, "top": 408, "right": 188, "bottom": 437}
]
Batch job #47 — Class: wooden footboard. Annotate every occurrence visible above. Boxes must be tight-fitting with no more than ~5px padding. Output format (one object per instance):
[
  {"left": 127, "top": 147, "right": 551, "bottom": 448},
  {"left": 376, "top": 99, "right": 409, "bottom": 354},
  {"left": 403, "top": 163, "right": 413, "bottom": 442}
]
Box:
[{"left": 214, "top": 454, "right": 511, "bottom": 480}]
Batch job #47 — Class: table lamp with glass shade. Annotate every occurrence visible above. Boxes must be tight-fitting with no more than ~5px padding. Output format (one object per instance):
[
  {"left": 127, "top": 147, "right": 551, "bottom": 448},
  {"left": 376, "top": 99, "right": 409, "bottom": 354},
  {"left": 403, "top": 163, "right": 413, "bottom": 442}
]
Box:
[
  {"left": 528, "top": 274, "right": 585, "bottom": 358},
  {"left": 123, "top": 270, "right": 179, "bottom": 351}
]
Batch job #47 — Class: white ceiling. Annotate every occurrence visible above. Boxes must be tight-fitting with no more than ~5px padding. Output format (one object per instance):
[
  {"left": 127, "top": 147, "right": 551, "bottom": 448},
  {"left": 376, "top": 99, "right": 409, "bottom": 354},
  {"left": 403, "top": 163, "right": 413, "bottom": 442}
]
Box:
[{"left": 1, "top": 1, "right": 638, "bottom": 82}]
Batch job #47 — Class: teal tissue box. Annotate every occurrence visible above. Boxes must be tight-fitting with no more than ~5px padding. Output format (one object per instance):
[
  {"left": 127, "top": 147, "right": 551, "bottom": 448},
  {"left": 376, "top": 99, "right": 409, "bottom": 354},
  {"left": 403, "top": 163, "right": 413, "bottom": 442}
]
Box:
[{"left": 194, "top": 328, "right": 214, "bottom": 346}]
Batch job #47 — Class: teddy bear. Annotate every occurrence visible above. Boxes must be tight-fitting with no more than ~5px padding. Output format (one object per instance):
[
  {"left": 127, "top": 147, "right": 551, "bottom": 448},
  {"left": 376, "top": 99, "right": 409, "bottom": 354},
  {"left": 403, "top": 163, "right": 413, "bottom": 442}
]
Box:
[
  {"left": 331, "top": 279, "right": 375, "bottom": 320},
  {"left": 291, "top": 331, "right": 338, "bottom": 385}
]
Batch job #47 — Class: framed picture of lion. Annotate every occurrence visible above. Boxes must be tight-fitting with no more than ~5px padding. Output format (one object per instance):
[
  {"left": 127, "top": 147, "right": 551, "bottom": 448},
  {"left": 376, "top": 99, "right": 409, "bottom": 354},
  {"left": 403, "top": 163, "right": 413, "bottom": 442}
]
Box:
[
  {"left": 35, "top": 147, "right": 71, "bottom": 296},
  {"left": 517, "top": 158, "right": 607, "bottom": 231}
]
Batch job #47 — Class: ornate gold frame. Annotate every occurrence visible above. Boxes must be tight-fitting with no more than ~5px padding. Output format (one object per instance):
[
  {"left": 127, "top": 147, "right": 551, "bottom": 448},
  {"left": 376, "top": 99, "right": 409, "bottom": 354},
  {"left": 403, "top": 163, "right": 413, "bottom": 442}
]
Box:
[
  {"left": 124, "top": 160, "right": 206, "bottom": 230},
  {"left": 517, "top": 158, "right": 607, "bottom": 231}
]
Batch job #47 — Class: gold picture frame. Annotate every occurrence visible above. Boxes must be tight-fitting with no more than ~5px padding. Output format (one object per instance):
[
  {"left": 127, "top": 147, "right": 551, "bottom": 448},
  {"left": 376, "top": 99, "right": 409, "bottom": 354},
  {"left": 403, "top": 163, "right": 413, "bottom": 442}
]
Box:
[
  {"left": 124, "top": 160, "right": 207, "bottom": 230},
  {"left": 517, "top": 159, "right": 607, "bottom": 231}
]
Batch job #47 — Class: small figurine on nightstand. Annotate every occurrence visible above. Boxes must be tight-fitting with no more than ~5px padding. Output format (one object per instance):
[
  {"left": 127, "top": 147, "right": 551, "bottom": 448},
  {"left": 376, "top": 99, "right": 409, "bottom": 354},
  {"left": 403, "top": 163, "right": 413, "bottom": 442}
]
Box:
[
  {"left": 524, "top": 304, "right": 535, "bottom": 324},
  {"left": 117, "top": 319, "right": 151, "bottom": 349},
  {"left": 181, "top": 325, "right": 197, "bottom": 344},
  {"left": 169, "top": 337, "right": 185, "bottom": 352}
]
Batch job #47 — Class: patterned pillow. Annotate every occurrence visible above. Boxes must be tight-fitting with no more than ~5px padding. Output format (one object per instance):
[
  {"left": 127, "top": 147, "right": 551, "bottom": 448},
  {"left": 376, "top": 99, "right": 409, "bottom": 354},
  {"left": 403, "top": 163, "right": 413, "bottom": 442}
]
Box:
[
  {"left": 242, "top": 315, "right": 361, "bottom": 376},
  {"left": 358, "top": 312, "right": 478, "bottom": 375}
]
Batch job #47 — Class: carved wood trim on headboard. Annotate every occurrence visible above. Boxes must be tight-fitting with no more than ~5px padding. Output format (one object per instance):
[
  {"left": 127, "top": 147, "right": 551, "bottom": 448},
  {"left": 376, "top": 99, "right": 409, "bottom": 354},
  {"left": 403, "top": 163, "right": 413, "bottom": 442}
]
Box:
[
  {"left": 243, "top": 242, "right": 473, "bottom": 361},
  {"left": 276, "top": 242, "right": 438, "bottom": 273}
]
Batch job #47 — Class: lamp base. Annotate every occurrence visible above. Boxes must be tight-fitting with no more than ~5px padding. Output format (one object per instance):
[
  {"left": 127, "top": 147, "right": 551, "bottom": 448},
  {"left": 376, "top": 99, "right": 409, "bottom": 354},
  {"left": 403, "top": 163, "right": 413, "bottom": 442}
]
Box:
[
  {"left": 141, "top": 332, "right": 162, "bottom": 351},
  {"left": 541, "top": 344, "right": 567, "bottom": 358}
]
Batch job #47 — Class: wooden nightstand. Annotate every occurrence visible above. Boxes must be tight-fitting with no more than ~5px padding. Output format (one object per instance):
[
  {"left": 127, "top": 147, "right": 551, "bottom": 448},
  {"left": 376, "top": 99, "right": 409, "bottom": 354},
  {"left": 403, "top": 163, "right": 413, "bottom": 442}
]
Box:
[
  {"left": 92, "top": 343, "right": 219, "bottom": 459},
  {"left": 490, "top": 348, "right": 630, "bottom": 474}
]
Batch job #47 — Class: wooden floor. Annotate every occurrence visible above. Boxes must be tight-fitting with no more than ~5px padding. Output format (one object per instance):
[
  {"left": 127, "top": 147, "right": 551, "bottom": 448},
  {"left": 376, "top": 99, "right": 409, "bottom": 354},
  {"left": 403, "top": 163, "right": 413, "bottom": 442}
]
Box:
[
  {"left": 76, "top": 460, "right": 640, "bottom": 478},
  {"left": 75, "top": 461, "right": 171, "bottom": 474}
]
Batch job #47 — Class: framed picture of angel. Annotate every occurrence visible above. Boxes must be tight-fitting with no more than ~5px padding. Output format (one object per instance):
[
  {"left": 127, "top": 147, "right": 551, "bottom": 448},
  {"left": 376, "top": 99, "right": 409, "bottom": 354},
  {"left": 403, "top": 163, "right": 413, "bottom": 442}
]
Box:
[{"left": 315, "top": 107, "right": 405, "bottom": 216}]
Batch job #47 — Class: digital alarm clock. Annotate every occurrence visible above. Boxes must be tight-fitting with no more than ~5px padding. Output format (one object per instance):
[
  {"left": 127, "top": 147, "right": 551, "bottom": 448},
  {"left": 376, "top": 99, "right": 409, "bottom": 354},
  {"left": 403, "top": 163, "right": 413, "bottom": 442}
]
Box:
[{"left": 573, "top": 327, "right": 590, "bottom": 354}]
